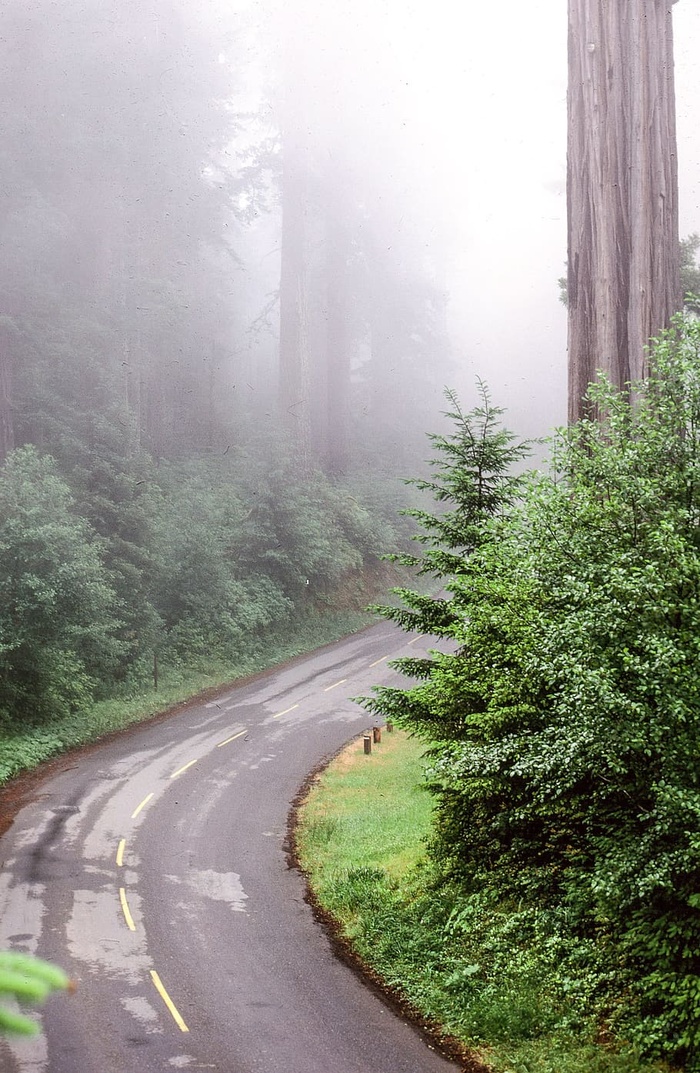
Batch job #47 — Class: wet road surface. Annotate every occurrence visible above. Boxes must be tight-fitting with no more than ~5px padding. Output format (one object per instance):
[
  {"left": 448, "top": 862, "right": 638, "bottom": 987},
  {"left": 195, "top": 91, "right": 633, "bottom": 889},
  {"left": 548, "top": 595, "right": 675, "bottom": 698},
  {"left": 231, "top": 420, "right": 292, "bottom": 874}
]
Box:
[{"left": 0, "top": 622, "right": 464, "bottom": 1073}]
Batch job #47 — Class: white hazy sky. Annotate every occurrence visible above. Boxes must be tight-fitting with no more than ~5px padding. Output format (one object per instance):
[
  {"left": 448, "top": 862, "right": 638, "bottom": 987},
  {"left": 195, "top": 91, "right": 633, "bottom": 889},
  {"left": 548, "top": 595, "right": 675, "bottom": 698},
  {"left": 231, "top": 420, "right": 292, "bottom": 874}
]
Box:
[
  {"left": 240, "top": 1, "right": 700, "bottom": 439},
  {"left": 447, "top": 4, "right": 700, "bottom": 436},
  {"left": 379, "top": 1, "right": 700, "bottom": 438}
]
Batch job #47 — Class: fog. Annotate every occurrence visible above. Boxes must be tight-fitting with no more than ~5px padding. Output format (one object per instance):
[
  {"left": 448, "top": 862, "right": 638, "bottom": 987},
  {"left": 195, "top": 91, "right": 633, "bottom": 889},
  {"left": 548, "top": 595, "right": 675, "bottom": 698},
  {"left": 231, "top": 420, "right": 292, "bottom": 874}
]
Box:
[
  {"left": 2, "top": 0, "right": 699, "bottom": 470},
  {"left": 4, "top": 5, "right": 700, "bottom": 1064},
  {"left": 238, "top": 0, "right": 700, "bottom": 442}
]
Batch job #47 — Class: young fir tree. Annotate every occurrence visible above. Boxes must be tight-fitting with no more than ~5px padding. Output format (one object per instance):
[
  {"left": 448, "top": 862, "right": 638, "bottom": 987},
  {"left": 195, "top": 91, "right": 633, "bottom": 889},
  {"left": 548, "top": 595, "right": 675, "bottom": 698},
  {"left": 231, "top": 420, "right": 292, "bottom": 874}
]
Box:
[{"left": 368, "top": 384, "right": 530, "bottom": 717}]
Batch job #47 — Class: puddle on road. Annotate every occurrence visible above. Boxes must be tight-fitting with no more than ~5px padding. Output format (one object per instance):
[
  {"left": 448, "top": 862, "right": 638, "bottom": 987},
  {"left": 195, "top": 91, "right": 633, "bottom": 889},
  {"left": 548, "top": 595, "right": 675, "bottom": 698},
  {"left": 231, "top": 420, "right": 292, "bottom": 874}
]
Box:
[
  {"left": 0, "top": 873, "right": 46, "bottom": 951},
  {"left": 121, "top": 994, "right": 163, "bottom": 1031},
  {"left": 66, "top": 887, "right": 151, "bottom": 984},
  {"left": 164, "top": 868, "right": 248, "bottom": 912}
]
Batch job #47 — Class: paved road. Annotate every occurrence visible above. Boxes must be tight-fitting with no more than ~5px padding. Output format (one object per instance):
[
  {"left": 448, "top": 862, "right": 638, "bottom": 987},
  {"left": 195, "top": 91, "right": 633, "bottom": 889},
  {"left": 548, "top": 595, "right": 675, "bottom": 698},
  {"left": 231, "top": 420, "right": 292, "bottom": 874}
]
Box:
[{"left": 0, "top": 622, "right": 463, "bottom": 1073}]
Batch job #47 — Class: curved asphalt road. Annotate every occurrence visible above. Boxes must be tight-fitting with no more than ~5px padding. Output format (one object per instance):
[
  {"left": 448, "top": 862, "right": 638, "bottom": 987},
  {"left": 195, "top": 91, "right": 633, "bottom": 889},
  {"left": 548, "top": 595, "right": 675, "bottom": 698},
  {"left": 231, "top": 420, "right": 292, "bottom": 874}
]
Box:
[{"left": 0, "top": 622, "right": 463, "bottom": 1073}]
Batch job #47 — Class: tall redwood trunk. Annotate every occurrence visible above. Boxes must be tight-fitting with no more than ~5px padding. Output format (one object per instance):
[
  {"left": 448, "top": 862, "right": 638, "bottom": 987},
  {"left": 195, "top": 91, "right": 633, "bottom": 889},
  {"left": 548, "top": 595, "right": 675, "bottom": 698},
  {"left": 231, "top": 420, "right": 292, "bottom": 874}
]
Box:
[
  {"left": 567, "top": 0, "right": 681, "bottom": 423},
  {"left": 276, "top": 0, "right": 315, "bottom": 469}
]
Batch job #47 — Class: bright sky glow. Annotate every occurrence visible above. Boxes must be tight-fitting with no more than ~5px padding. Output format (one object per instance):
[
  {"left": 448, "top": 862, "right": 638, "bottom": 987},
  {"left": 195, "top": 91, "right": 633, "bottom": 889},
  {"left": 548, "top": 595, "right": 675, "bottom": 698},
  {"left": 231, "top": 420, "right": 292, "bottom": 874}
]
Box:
[{"left": 237, "top": 0, "right": 700, "bottom": 437}]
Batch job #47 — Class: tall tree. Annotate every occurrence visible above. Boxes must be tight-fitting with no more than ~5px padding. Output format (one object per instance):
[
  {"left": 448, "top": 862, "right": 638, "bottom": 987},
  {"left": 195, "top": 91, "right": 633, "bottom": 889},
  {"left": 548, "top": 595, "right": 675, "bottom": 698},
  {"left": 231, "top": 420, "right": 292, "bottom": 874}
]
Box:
[
  {"left": 277, "top": 135, "right": 315, "bottom": 467},
  {"left": 0, "top": 0, "right": 241, "bottom": 461},
  {"left": 0, "top": 322, "right": 13, "bottom": 464},
  {"left": 567, "top": 0, "right": 681, "bottom": 422},
  {"left": 269, "top": 0, "right": 453, "bottom": 476}
]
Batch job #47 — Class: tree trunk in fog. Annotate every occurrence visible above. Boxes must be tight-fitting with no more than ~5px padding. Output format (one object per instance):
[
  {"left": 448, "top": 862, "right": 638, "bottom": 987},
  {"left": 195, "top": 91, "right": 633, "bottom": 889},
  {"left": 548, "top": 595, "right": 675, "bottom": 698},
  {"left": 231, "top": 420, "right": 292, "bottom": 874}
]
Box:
[
  {"left": 0, "top": 324, "right": 14, "bottom": 464},
  {"left": 279, "top": 150, "right": 313, "bottom": 467},
  {"left": 567, "top": 0, "right": 681, "bottom": 423},
  {"left": 325, "top": 197, "right": 351, "bottom": 477}
]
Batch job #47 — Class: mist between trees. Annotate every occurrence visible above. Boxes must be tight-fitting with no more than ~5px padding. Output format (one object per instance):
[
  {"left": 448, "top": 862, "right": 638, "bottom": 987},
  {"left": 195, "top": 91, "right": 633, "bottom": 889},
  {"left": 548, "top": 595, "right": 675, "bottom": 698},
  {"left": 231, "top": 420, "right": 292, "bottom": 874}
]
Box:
[
  {"left": 0, "top": 0, "right": 453, "bottom": 472},
  {"left": 0, "top": 0, "right": 457, "bottom": 739}
]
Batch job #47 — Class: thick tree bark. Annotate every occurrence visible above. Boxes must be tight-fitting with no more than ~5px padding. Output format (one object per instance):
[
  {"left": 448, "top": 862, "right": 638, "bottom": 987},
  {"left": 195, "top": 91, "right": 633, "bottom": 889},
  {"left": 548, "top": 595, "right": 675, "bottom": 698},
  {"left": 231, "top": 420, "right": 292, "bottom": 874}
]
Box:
[{"left": 567, "top": 0, "right": 681, "bottom": 423}]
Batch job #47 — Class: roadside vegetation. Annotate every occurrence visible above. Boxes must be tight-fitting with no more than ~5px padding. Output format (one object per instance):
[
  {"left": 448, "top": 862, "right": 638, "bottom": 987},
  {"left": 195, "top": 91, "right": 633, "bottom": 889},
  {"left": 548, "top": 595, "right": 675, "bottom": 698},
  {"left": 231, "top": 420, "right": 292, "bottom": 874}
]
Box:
[
  {"left": 300, "top": 316, "right": 700, "bottom": 1073},
  {"left": 0, "top": 434, "right": 418, "bottom": 786},
  {"left": 0, "top": 603, "right": 377, "bottom": 786},
  {"left": 0, "top": 0, "right": 452, "bottom": 792},
  {"left": 296, "top": 732, "right": 665, "bottom": 1073}
]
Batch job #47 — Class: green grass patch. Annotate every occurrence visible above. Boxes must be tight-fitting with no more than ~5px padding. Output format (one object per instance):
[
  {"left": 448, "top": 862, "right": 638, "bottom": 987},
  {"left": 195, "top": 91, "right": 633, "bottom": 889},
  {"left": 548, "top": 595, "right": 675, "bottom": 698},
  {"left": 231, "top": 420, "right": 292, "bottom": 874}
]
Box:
[
  {"left": 298, "top": 729, "right": 433, "bottom": 881},
  {"left": 295, "top": 732, "right": 671, "bottom": 1073},
  {"left": 0, "top": 607, "right": 376, "bottom": 787}
]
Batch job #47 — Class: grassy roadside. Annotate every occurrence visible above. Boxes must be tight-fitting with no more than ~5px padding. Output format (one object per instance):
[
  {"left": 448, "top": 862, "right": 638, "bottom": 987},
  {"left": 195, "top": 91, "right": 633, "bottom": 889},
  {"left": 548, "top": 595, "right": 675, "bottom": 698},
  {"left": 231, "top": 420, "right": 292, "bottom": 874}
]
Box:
[
  {"left": 0, "top": 607, "right": 376, "bottom": 787},
  {"left": 294, "top": 730, "right": 671, "bottom": 1073}
]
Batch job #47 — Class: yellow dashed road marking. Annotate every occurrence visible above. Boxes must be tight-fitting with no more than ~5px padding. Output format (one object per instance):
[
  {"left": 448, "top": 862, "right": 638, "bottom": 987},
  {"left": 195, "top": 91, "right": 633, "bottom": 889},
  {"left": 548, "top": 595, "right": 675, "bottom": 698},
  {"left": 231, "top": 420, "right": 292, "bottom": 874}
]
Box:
[
  {"left": 273, "top": 704, "right": 299, "bottom": 719},
  {"left": 323, "top": 679, "right": 347, "bottom": 692},
  {"left": 407, "top": 635, "right": 424, "bottom": 646},
  {"left": 216, "top": 728, "right": 247, "bottom": 748},
  {"left": 369, "top": 655, "right": 387, "bottom": 667},
  {"left": 150, "top": 970, "right": 190, "bottom": 1032},
  {"left": 170, "top": 758, "right": 198, "bottom": 779},
  {"left": 131, "top": 793, "right": 154, "bottom": 819},
  {"left": 119, "top": 887, "right": 136, "bottom": 931},
  {"left": 116, "top": 839, "right": 126, "bottom": 868}
]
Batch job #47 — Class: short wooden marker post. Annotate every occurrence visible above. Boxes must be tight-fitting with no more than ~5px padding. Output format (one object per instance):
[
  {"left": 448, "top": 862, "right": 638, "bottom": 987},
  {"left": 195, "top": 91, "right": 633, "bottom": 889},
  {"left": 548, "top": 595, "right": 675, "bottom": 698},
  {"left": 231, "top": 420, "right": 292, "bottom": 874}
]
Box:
[
  {"left": 363, "top": 732, "right": 372, "bottom": 755},
  {"left": 373, "top": 726, "right": 381, "bottom": 744},
  {"left": 386, "top": 721, "right": 393, "bottom": 733}
]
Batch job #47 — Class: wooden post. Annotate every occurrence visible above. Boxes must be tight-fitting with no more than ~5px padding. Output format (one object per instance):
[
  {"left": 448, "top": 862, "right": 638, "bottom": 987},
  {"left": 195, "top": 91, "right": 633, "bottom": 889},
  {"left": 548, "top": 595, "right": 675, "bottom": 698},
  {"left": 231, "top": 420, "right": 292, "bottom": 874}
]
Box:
[
  {"left": 373, "top": 726, "right": 381, "bottom": 744},
  {"left": 363, "top": 732, "right": 372, "bottom": 755},
  {"left": 386, "top": 721, "right": 393, "bottom": 733},
  {"left": 153, "top": 651, "right": 159, "bottom": 691}
]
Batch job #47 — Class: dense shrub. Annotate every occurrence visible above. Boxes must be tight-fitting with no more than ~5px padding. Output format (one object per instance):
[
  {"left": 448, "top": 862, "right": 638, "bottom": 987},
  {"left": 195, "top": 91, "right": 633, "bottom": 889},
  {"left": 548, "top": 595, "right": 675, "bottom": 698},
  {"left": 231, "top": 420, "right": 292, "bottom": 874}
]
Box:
[
  {"left": 0, "top": 447, "right": 121, "bottom": 722},
  {"left": 0, "top": 440, "right": 405, "bottom": 724},
  {"left": 366, "top": 318, "right": 700, "bottom": 1069}
]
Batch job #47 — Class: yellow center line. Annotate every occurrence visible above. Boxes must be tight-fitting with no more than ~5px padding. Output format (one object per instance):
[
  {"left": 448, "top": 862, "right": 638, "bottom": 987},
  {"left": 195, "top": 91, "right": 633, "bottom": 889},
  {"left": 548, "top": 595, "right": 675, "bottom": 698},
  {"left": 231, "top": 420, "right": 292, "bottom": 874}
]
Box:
[
  {"left": 150, "top": 969, "right": 190, "bottom": 1032},
  {"left": 131, "top": 792, "right": 154, "bottom": 819},
  {"left": 369, "top": 655, "right": 388, "bottom": 667},
  {"left": 119, "top": 887, "right": 136, "bottom": 931},
  {"left": 273, "top": 704, "right": 299, "bottom": 719},
  {"left": 323, "top": 678, "right": 347, "bottom": 692},
  {"left": 116, "top": 839, "right": 126, "bottom": 868},
  {"left": 407, "top": 634, "right": 425, "bottom": 646},
  {"left": 170, "top": 758, "right": 198, "bottom": 779},
  {"left": 216, "top": 728, "right": 247, "bottom": 748}
]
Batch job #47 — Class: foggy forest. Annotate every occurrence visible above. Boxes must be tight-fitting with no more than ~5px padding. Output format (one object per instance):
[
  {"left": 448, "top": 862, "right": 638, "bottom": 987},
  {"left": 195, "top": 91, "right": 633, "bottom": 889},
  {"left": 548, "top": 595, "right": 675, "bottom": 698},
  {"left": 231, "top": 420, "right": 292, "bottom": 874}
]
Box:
[
  {"left": 4, "top": 2, "right": 700, "bottom": 1071},
  {"left": 0, "top": 0, "right": 458, "bottom": 734}
]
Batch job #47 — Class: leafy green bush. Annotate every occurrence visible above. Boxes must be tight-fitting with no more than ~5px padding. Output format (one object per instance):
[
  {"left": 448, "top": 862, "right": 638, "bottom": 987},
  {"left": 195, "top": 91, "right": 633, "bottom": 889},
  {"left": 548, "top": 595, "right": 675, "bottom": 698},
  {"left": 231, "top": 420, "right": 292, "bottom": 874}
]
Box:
[
  {"left": 0, "top": 428, "right": 405, "bottom": 735},
  {"left": 0, "top": 446, "right": 121, "bottom": 723},
  {"left": 366, "top": 320, "right": 700, "bottom": 1069},
  {"left": 146, "top": 465, "right": 293, "bottom": 660},
  {"left": 0, "top": 951, "right": 71, "bottom": 1036}
]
